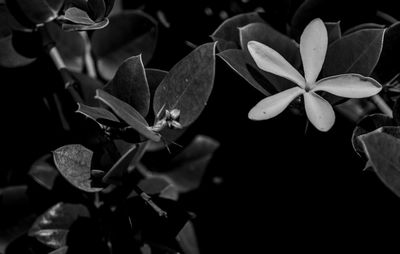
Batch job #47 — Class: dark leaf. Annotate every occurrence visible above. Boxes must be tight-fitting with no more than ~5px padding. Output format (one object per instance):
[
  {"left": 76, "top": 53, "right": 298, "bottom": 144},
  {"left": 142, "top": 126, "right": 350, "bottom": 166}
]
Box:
[
  {"left": 359, "top": 128, "right": 400, "bottom": 198},
  {"left": 87, "top": 0, "right": 106, "bottom": 22},
  {"left": 176, "top": 222, "right": 199, "bottom": 254},
  {"left": 102, "top": 144, "right": 136, "bottom": 183},
  {"left": 29, "top": 154, "right": 58, "bottom": 191},
  {"left": 374, "top": 22, "right": 400, "bottom": 83},
  {"left": 129, "top": 175, "right": 171, "bottom": 198},
  {"left": 167, "top": 135, "right": 219, "bottom": 192},
  {"left": 343, "top": 23, "right": 385, "bottom": 35},
  {"left": 0, "top": 35, "right": 35, "bottom": 67},
  {"left": 352, "top": 113, "right": 394, "bottom": 157},
  {"left": 323, "top": 28, "right": 385, "bottom": 77},
  {"left": 29, "top": 202, "right": 90, "bottom": 249},
  {"left": 91, "top": 10, "right": 158, "bottom": 80},
  {"left": 53, "top": 144, "right": 103, "bottom": 192},
  {"left": 211, "top": 12, "right": 264, "bottom": 52},
  {"left": 95, "top": 89, "right": 161, "bottom": 142},
  {"left": 153, "top": 42, "right": 216, "bottom": 128},
  {"left": 393, "top": 96, "right": 400, "bottom": 125},
  {"left": 105, "top": 55, "right": 150, "bottom": 117}
]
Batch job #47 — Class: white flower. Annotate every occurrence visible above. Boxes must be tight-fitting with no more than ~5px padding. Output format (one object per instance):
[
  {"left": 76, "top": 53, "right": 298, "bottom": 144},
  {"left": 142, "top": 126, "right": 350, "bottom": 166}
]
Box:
[{"left": 247, "top": 18, "right": 382, "bottom": 131}]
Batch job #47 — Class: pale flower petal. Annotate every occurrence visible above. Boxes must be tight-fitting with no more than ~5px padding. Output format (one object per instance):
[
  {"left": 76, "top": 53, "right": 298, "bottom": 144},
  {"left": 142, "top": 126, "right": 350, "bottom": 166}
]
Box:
[
  {"left": 312, "top": 74, "right": 382, "bottom": 98},
  {"left": 300, "top": 18, "right": 328, "bottom": 85},
  {"left": 304, "top": 92, "right": 335, "bottom": 132},
  {"left": 248, "top": 87, "right": 304, "bottom": 120},
  {"left": 248, "top": 41, "right": 306, "bottom": 88}
]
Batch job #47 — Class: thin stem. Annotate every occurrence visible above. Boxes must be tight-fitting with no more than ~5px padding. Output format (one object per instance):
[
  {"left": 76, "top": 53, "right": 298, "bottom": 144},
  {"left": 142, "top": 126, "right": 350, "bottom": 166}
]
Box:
[
  {"left": 79, "top": 31, "right": 97, "bottom": 79},
  {"left": 131, "top": 184, "right": 168, "bottom": 218},
  {"left": 371, "top": 95, "right": 393, "bottom": 117}
]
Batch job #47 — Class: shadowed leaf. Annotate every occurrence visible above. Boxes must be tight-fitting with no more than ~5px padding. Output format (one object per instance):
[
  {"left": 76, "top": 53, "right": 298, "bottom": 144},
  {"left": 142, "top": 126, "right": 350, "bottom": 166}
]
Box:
[
  {"left": 29, "top": 203, "right": 90, "bottom": 249},
  {"left": 91, "top": 10, "right": 158, "bottom": 80},
  {"left": 28, "top": 154, "right": 58, "bottom": 190}
]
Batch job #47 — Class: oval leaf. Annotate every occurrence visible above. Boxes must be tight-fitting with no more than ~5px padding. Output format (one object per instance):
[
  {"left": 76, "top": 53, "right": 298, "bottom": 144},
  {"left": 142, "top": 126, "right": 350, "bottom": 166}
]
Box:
[
  {"left": 359, "top": 129, "right": 400, "bottom": 198},
  {"left": 91, "top": 10, "right": 158, "bottom": 80},
  {"left": 211, "top": 12, "right": 264, "bottom": 52},
  {"left": 323, "top": 28, "right": 385, "bottom": 77},
  {"left": 29, "top": 202, "right": 90, "bottom": 249},
  {"left": 0, "top": 35, "right": 34, "bottom": 67},
  {"left": 61, "top": 18, "right": 109, "bottom": 31},
  {"left": 153, "top": 42, "right": 216, "bottom": 128},
  {"left": 105, "top": 55, "right": 150, "bottom": 117},
  {"left": 95, "top": 89, "right": 161, "bottom": 142},
  {"left": 53, "top": 144, "right": 102, "bottom": 192}
]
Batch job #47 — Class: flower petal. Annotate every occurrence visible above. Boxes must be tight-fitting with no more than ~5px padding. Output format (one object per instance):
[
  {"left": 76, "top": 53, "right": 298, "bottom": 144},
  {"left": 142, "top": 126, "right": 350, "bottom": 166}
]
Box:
[
  {"left": 304, "top": 92, "right": 335, "bottom": 132},
  {"left": 300, "top": 18, "right": 328, "bottom": 85},
  {"left": 248, "top": 87, "right": 304, "bottom": 120},
  {"left": 312, "top": 74, "right": 382, "bottom": 98},
  {"left": 248, "top": 41, "right": 306, "bottom": 88}
]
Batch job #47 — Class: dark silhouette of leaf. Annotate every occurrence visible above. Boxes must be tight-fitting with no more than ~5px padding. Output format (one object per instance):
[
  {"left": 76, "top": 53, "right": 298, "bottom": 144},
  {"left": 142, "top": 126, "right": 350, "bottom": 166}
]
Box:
[{"left": 28, "top": 154, "right": 58, "bottom": 191}]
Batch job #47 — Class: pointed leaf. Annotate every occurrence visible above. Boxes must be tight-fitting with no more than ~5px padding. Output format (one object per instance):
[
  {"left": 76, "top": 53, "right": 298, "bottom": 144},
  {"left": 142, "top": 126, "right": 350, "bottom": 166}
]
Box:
[
  {"left": 29, "top": 203, "right": 89, "bottom": 249},
  {"left": 167, "top": 135, "right": 219, "bottom": 192},
  {"left": 359, "top": 129, "right": 400, "bottom": 198},
  {"left": 53, "top": 144, "right": 102, "bottom": 192},
  {"left": 352, "top": 113, "right": 394, "bottom": 156},
  {"left": 153, "top": 42, "right": 216, "bottom": 128},
  {"left": 105, "top": 55, "right": 150, "bottom": 117},
  {"left": 91, "top": 10, "right": 158, "bottom": 80},
  {"left": 211, "top": 12, "right": 264, "bottom": 52},
  {"left": 323, "top": 28, "right": 385, "bottom": 77},
  {"left": 95, "top": 89, "right": 161, "bottom": 142},
  {"left": 176, "top": 222, "right": 199, "bottom": 254},
  {"left": 28, "top": 154, "right": 58, "bottom": 190},
  {"left": 76, "top": 103, "right": 121, "bottom": 126},
  {"left": 61, "top": 18, "right": 109, "bottom": 31}
]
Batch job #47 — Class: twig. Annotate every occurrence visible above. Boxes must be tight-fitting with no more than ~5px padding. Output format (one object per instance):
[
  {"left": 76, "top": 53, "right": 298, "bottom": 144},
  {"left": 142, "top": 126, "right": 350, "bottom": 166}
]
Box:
[
  {"left": 371, "top": 95, "right": 393, "bottom": 117},
  {"left": 79, "top": 31, "right": 97, "bottom": 79},
  {"left": 131, "top": 184, "right": 168, "bottom": 218}
]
